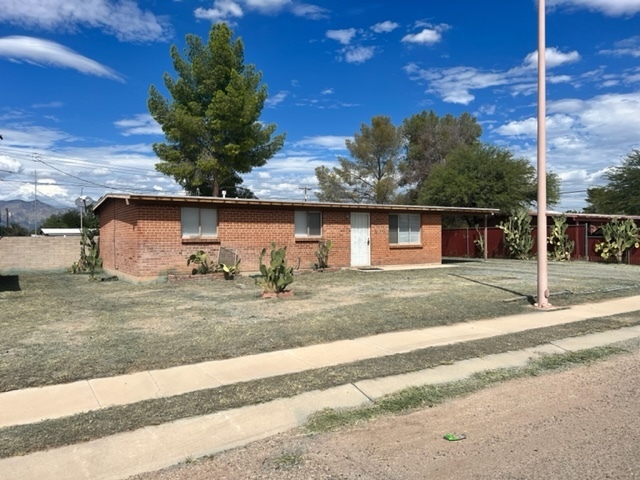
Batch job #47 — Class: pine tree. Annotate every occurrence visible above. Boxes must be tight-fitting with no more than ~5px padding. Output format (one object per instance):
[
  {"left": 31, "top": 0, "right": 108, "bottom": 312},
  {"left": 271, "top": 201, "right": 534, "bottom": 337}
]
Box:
[{"left": 148, "top": 24, "right": 285, "bottom": 196}]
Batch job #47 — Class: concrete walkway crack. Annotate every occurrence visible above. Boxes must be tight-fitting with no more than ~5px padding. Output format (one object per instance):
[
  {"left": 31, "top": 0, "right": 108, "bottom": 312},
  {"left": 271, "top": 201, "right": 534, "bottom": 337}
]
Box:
[
  {"left": 148, "top": 372, "right": 162, "bottom": 398},
  {"left": 87, "top": 381, "right": 103, "bottom": 408},
  {"left": 550, "top": 342, "right": 570, "bottom": 352},
  {"left": 351, "top": 383, "right": 375, "bottom": 404}
]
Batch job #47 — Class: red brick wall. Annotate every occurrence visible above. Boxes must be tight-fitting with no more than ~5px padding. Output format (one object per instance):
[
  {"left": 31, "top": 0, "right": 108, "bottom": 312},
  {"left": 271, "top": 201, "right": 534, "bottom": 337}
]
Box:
[
  {"left": 98, "top": 199, "right": 141, "bottom": 276},
  {"left": 370, "top": 212, "right": 441, "bottom": 265},
  {"left": 99, "top": 199, "right": 442, "bottom": 279}
]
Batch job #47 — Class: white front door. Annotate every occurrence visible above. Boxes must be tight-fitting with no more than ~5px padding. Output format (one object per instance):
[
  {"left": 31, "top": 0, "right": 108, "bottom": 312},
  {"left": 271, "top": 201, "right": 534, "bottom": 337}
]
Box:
[{"left": 350, "top": 212, "right": 370, "bottom": 266}]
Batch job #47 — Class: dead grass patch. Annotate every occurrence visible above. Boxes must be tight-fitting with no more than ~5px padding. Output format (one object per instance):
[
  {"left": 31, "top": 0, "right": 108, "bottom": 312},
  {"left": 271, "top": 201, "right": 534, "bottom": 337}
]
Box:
[{"left": 0, "top": 260, "right": 639, "bottom": 392}]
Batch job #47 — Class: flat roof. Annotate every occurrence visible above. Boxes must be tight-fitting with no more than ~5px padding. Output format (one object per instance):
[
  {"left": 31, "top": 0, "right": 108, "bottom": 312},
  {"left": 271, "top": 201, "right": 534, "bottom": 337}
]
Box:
[
  {"left": 40, "top": 228, "right": 82, "bottom": 236},
  {"left": 537, "top": 211, "right": 640, "bottom": 222},
  {"left": 93, "top": 193, "right": 500, "bottom": 216}
]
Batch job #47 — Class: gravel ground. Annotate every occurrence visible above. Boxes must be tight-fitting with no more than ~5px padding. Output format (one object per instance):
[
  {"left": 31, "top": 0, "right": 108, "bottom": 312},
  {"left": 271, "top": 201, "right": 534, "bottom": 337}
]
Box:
[{"left": 132, "top": 339, "right": 640, "bottom": 480}]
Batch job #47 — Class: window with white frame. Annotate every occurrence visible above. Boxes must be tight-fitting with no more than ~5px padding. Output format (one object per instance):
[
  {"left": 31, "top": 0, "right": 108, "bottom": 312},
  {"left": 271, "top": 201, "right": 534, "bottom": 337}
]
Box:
[
  {"left": 181, "top": 207, "right": 218, "bottom": 237},
  {"left": 295, "top": 211, "right": 322, "bottom": 237},
  {"left": 389, "top": 214, "right": 421, "bottom": 244}
]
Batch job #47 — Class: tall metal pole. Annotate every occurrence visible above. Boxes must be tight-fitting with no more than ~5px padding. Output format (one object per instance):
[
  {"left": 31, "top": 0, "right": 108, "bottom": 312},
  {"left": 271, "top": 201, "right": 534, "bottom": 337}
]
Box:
[
  {"left": 34, "top": 170, "right": 38, "bottom": 235},
  {"left": 537, "top": 0, "right": 550, "bottom": 308}
]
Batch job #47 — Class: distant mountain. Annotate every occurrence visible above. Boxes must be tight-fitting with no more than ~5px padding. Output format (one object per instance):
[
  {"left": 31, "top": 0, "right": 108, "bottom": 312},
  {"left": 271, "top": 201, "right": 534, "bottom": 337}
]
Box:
[{"left": 0, "top": 200, "right": 66, "bottom": 231}]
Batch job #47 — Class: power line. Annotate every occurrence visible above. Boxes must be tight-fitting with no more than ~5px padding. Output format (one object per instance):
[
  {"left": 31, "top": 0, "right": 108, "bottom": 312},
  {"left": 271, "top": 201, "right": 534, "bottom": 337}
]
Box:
[{"left": 0, "top": 147, "right": 165, "bottom": 177}]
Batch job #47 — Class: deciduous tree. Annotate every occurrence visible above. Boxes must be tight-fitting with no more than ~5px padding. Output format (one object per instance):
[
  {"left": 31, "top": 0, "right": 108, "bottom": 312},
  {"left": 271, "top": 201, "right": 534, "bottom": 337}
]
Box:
[
  {"left": 400, "top": 110, "right": 482, "bottom": 197},
  {"left": 315, "top": 116, "right": 403, "bottom": 204},
  {"left": 585, "top": 150, "right": 640, "bottom": 215},
  {"left": 148, "top": 23, "right": 285, "bottom": 197},
  {"left": 41, "top": 209, "right": 99, "bottom": 229},
  {"left": 418, "top": 144, "right": 560, "bottom": 212}
]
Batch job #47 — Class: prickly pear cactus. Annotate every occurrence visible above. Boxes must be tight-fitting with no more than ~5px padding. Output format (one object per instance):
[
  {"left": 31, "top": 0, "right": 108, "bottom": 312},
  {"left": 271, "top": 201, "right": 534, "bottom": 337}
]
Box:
[
  {"left": 498, "top": 208, "right": 534, "bottom": 260},
  {"left": 257, "top": 243, "right": 294, "bottom": 293},
  {"left": 595, "top": 218, "right": 640, "bottom": 263},
  {"left": 548, "top": 214, "right": 575, "bottom": 261}
]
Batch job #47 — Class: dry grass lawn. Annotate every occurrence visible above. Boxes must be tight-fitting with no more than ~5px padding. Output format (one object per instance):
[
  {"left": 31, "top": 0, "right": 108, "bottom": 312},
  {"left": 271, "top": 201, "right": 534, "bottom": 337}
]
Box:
[{"left": 1, "top": 258, "right": 639, "bottom": 392}]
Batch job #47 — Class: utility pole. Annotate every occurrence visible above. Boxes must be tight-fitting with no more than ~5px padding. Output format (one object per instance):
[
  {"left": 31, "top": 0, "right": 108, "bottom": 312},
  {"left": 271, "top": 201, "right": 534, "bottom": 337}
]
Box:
[
  {"left": 299, "top": 186, "right": 312, "bottom": 202},
  {"left": 34, "top": 170, "right": 38, "bottom": 235},
  {"left": 536, "top": 0, "right": 550, "bottom": 308}
]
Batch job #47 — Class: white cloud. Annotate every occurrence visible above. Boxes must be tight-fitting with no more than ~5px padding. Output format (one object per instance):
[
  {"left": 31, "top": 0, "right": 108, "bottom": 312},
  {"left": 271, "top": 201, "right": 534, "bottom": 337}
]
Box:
[
  {"left": 547, "top": 0, "right": 640, "bottom": 16},
  {"left": 32, "top": 101, "right": 64, "bottom": 109},
  {"left": 402, "top": 23, "right": 450, "bottom": 45},
  {"left": 195, "top": 0, "right": 244, "bottom": 22},
  {"left": 0, "top": 36, "right": 124, "bottom": 82},
  {"left": 600, "top": 36, "right": 640, "bottom": 57},
  {"left": 0, "top": 0, "right": 171, "bottom": 42},
  {"left": 492, "top": 92, "right": 640, "bottom": 209},
  {"left": 114, "top": 114, "right": 162, "bottom": 136},
  {"left": 196, "top": 0, "right": 326, "bottom": 22},
  {"left": 265, "top": 90, "right": 289, "bottom": 108},
  {"left": 0, "top": 155, "right": 23, "bottom": 175},
  {"left": 549, "top": 75, "right": 573, "bottom": 84},
  {"left": 321, "top": 88, "right": 334, "bottom": 95},
  {"left": 291, "top": 3, "right": 329, "bottom": 19},
  {"left": 326, "top": 28, "right": 357, "bottom": 45},
  {"left": 402, "top": 28, "right": 441, "bottom": 45},
  {"left": 243, "top": 0, "right": 291, "bottom": 13},
  {"left": 371, "top": 21, "right": 399, "bottom": 34},
  {"left": 494, "top": 114, "right": 577, "bottom": 138},
  {"left": 0, "top": 125, "right": 74, "bottom": 148},
  {"left": 524, "top": 47, "right": 581, "bottom": 69},
  {"left": 342, "top": 45, "right": 375, "bottom": 64},
  {"left": 294, "top": 136, "right": 350, "bottom": 150},
  {"left": 405, "top": 63, "right": 510, "bottom": 104},
  {"left": 404, "top": 47, "right": 581, "bottom": 104}
]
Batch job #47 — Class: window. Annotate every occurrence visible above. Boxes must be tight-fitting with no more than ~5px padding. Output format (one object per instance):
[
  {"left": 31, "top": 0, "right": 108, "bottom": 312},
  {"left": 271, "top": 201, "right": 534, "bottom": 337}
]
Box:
[
  {"left": 389, "top": 214, "right": 420, "bottom": 244},
  {"left": 295, "top": 211, "right": 322, "bottom": 237},
  {"left": 181, "top": 207, "right": 217, "bottom": 237}
]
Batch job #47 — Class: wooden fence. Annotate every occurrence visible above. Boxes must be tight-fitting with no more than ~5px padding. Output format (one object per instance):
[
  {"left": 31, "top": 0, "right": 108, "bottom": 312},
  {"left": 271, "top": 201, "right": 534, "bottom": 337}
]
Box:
[{"left": 442, "top": 225, "right": 640, "bottom": 265}]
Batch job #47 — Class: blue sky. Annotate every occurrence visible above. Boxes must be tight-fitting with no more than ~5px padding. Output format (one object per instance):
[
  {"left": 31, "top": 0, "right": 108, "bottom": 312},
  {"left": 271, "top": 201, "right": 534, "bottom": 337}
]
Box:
[{"left": 0, "top": 0, "right": 639, "bottom": 213}]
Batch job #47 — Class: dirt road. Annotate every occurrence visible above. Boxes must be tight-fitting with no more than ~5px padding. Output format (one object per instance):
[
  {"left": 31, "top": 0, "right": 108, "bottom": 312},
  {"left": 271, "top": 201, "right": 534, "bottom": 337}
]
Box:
[{"left": 133, "top": 348, "right": 640, "bottom": 480}]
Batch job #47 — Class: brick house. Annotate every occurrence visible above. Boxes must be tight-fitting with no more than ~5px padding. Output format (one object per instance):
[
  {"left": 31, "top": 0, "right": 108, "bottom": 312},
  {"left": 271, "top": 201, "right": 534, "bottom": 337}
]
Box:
[{"left": 93, "top": 194, "right": 498, "bottom": 281}]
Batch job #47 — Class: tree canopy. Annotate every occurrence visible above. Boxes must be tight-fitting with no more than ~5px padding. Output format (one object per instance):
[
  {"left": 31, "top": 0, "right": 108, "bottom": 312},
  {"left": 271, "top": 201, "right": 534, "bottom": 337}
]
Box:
[
  {"left": 399, "top": 110, "right": 482, "bottom": 197},
  {"left": 41, "top": 209, "right": 99, "bottom": 229},
  {"left": 315, "top": 116, "right": 403, "bottom": 204},
  {"left": 0, "top": 223, "right": 29, "bottom": 237},
  {"left": 585, "top": 150, "right": 640, "bottom": 215},
  {"left": 418, "top": 144, "right": 560, "bottom": 212},
  {"left": 148, "top": 23, "right": 285, "bottom": 197}
]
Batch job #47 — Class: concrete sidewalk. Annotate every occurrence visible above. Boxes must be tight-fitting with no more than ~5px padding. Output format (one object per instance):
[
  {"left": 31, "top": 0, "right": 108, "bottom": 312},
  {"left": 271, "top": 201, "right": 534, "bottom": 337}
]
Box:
[
  {"left": 1, "top": 316, "right": 640, "bottom": 479},
  {"left": 1, "top": 295, "right": 639, "bottom": 429}
]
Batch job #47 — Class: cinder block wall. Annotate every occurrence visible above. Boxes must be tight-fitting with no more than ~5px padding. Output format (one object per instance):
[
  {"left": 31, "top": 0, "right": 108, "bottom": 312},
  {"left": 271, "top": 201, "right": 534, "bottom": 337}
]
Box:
[
  {"left": 99, "top": 199, "right": 442, "bottom": 280},
  {"left": 0, "top": 236, "right": 83, "bottom": 273}
]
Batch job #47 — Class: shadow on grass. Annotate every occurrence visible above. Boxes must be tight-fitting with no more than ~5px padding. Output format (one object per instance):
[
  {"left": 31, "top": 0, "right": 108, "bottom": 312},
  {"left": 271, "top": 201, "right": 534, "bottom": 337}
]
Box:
[
  {"left": 449, "top": 273, "right": 535, "bottom": 305},
  {"left": 0, "top": 275, "right": 20, "bottom": 292}
]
